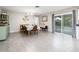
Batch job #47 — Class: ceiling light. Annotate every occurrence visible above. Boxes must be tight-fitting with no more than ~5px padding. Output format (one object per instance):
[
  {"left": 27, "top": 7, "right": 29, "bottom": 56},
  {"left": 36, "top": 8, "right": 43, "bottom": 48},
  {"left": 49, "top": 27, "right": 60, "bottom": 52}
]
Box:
[{"left": 35, "top": 6, "right": 39, "bottom": 8}]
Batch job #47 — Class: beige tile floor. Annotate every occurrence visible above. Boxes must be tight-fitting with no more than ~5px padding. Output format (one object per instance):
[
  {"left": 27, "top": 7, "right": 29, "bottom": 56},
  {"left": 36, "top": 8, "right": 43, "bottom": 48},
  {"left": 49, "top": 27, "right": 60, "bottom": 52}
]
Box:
[{"left": 0, "top": 31, "right": 79, "bottom": 52}]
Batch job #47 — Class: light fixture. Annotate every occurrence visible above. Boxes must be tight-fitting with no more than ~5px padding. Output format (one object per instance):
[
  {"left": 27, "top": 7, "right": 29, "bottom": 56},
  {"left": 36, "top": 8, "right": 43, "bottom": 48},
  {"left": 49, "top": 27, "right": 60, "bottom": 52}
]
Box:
[{"left": 35, "top": 6, "right": 39, "bottom": 8}]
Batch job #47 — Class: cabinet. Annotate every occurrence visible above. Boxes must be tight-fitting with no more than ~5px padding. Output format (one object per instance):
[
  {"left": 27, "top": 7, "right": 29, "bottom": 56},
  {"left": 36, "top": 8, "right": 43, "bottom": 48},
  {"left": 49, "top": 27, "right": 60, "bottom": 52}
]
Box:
[
  {"left": 0, "top": 26, "right": 9, "bottom": 40},
  {"left": 0, "top": 13, "right": 9, "bottom": 40}
]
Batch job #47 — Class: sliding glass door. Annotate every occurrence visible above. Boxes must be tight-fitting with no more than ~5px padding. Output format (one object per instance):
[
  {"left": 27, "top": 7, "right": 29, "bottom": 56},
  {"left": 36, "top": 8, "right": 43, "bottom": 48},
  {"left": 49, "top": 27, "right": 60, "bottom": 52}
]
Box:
[
  {"left": 62, "top": 14, "right": 72, "bottom": 35},
  {"left": 54, "top": 14, "right": 72, "bottom": 35},
  {"left": 55, "top": 16, "right": 62, "bottom": 33}
]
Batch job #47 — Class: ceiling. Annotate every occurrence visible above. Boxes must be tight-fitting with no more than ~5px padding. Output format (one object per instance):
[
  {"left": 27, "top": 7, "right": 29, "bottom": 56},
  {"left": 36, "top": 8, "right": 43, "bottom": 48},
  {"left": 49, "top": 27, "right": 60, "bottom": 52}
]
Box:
[{"left": 0, "top": 6, "right": 73, "bottom": 15}]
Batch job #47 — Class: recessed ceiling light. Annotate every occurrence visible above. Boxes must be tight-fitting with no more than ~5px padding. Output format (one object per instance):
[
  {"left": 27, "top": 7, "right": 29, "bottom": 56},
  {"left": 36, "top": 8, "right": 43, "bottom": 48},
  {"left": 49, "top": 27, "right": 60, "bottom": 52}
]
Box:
[{"left": 35, "top": 6, "right": 39, "bottom": 8}]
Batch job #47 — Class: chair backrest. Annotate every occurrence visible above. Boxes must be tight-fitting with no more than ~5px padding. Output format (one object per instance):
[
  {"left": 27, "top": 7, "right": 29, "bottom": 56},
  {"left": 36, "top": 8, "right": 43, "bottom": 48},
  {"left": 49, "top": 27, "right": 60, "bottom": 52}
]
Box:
[
  {"left": 23, "top": 25, "right": 27, "bottom": 30},
  {"left": 33, "top": 25, "right": 37, "bottom": 31},
  {"left": 45, "top": 26, "right": 48, "bottom": 29},
  {"left": 22, "top": 25, "right": 24, "bottom": 29}
]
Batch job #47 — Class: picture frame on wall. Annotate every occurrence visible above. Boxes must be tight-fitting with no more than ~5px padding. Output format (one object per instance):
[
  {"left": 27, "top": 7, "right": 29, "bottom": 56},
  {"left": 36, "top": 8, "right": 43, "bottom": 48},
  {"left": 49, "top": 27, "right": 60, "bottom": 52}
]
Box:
[{"left": 42, "top": 16, "right": 47, "bottom": 22}]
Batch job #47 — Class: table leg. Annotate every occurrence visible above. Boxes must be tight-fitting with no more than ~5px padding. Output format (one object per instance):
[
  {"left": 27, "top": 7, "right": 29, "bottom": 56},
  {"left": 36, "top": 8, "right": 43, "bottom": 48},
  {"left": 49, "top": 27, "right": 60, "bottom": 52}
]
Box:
[{"left": 28, "top": 31, "right": 31, "bottom": 36}]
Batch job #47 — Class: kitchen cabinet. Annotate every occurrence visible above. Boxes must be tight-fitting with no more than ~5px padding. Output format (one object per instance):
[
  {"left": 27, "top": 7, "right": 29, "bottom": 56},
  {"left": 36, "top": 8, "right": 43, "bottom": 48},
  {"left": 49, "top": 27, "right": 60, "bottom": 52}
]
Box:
[{"left": 0, "top": 26, "right": 9, "bottom": 40}]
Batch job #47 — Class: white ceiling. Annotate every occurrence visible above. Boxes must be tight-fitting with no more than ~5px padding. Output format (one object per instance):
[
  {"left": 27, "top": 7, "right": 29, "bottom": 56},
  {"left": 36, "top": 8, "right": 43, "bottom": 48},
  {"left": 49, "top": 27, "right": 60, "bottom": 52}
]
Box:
[{"left": 0, "top": 6, "right": 73, "bottom": 15}]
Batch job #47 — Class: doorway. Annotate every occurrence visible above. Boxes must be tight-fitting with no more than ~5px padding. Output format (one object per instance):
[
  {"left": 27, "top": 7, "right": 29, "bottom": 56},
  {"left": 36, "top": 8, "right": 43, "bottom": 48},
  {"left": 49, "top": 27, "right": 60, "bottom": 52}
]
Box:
[
  {"left": 55, "top": 16, "right": 62, "bottom": 33},
  {"left": 54, "top": 14, "right": 72, "bottom": 35},
  {"left": 62, "top": 14, "right": 72, "bottom": 35}
]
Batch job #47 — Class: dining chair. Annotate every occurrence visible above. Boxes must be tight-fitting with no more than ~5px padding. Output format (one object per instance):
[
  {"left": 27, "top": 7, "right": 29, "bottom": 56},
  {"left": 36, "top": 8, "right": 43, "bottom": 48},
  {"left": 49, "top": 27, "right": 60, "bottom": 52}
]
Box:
[
  {"left": 20, "top": 25, "right": 24, "bottom": 32},
  {"left": 32, "top": 25, "right": 38, "bottom": 34},
  {"left": 23, "top": 25, "right": 28, "bottom": 34},
  {"left": 44, "top": 26, "right": 48, "bottom": 31}
]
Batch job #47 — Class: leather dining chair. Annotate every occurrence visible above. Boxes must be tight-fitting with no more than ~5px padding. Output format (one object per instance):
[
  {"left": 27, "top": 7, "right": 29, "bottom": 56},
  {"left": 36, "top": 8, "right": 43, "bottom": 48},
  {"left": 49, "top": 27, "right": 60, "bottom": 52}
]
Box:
[
  {"left": 20, "top": 25, "right": 24, "bottom": 32},
  {"left": 32, "top": 25, "right": 38, "bottom": 34},
  {"left": 23, "top": 25, "right": 28, "bottom": 34}
]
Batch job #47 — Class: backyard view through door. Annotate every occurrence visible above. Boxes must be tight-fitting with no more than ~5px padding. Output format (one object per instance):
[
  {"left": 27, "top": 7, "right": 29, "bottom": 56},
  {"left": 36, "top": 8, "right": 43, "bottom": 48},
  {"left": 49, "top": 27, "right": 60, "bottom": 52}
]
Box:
[
  {"left": 55, "top": 16, "right": 62, "bottom": 33},
  {"left": 62, "top": 14, "right": 72, "bottom": 35},
  {"left": 55, "top": 14, "right": 72, "bottom": 35}
]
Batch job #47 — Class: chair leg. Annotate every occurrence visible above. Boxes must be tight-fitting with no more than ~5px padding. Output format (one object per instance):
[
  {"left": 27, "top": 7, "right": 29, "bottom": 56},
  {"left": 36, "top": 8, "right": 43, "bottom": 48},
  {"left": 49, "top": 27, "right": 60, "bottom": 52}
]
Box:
[
  {"left": 37, "top": 31, "right": 38, "bottom": 34},
  {"left": 28, "top": 31, "right": 31, "bottom": 36}
]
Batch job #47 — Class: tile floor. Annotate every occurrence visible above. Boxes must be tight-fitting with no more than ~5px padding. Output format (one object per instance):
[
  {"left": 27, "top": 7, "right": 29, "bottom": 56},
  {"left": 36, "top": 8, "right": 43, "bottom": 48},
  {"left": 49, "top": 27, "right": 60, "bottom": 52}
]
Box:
[{"left": 0, "top": 31, "right": 79, "bottom": 52}]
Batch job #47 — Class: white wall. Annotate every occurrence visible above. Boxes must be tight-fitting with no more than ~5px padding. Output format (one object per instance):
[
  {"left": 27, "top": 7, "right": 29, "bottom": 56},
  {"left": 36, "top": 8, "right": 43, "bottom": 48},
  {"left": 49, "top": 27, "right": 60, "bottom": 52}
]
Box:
[
  {"left": 39, "top": 15, "right": 48, "bottom": 27},
  {"left": 8, "top": 11, "right": 25, "bottom": 33},
  {"left": 25, "top": 15, "right": 34, "bottom": 25},
  {"left": 7, "top": 11, "right": 40, "bottom": 33},
  {"left": 33, "top": 16, "right": 40, "bottom": 26},
  {"left": 76, "top": 9, "right": 79, "bottom": 39},
  {"left": 48, "top": 13, "right": 52, "bottom": 32}
]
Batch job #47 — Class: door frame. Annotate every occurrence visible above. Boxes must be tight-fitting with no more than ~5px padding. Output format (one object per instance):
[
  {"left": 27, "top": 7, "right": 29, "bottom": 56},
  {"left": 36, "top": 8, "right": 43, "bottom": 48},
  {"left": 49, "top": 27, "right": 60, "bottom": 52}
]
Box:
[{"left": 54, "top": 12, "right": 73, "bottom": 36}]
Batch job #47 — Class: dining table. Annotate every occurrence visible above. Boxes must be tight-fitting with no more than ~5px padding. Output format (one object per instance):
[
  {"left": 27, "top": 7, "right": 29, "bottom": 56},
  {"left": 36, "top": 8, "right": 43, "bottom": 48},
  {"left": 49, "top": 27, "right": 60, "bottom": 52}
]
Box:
[
  {"left": 25, "top": 24, "right": 40, "bottom": 35},
  {"left": 25, "top": 25, "right": 33, "bottom": 35}
]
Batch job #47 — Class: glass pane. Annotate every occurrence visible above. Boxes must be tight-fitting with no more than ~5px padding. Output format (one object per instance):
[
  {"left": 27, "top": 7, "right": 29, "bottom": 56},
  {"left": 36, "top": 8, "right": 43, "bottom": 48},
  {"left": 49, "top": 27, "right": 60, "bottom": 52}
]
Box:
[
  {"left": 55, "top": 16, "right": 62, "bottom": 33},
  {"left": 62, "top": 14, "right": 72, "bottom": 35}
]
